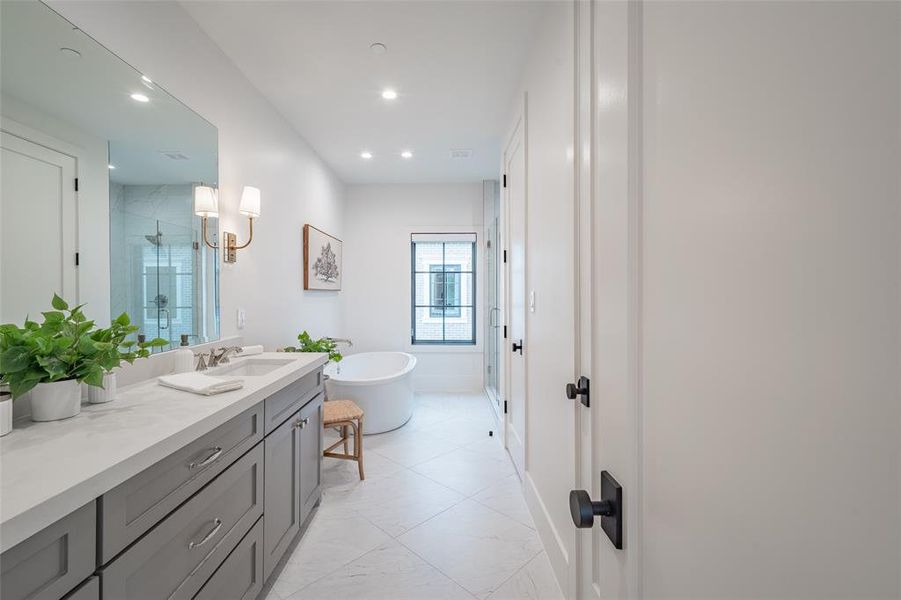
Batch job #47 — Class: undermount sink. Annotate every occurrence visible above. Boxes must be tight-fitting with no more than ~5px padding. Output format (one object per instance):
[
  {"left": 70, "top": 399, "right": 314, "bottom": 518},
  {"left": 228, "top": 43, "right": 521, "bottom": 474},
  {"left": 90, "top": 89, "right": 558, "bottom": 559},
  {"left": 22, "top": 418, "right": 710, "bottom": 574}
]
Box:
[{"left": 210, "top": 359, "right": 294, "bottom": 377}]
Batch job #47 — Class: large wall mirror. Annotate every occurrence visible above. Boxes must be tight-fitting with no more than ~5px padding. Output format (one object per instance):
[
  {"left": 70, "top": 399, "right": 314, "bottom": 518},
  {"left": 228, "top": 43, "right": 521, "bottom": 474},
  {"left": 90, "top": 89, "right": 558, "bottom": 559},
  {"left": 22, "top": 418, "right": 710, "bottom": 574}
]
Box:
[{"left": 0, "top": 0, "right": 220, "bottom": 351}]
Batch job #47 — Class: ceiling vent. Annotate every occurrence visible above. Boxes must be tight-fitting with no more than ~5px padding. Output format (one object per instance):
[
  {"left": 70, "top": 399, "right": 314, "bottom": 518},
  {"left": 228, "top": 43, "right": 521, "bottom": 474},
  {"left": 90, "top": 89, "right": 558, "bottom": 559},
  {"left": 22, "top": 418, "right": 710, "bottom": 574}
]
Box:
[
  {"left": 450, "top": 149, "right": 473, "bottom": 159},
  {"left": 160, "top": 150, "right": 190, "bottom": 160}
]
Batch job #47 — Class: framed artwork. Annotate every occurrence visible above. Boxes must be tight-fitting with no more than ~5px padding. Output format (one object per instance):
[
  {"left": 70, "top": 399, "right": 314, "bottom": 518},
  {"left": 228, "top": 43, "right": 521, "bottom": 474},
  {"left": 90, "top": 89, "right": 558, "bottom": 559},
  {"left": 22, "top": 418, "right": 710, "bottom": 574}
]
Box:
[{"left": 303, "top": 224, "right": 342, "bottom": 290}]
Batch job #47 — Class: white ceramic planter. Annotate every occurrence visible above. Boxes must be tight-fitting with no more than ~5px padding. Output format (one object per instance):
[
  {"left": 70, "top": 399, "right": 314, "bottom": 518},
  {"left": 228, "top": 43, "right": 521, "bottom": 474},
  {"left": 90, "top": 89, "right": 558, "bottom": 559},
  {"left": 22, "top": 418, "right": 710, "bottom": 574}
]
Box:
[
  {"left": 30, "top": 379, "right": 82, "bottom": 422},
  {"left": 88, "top": 372, "right": 117, "bottom": 404},
  {"left": 0, "top": 394, "right": 11, "bottom": 436}
]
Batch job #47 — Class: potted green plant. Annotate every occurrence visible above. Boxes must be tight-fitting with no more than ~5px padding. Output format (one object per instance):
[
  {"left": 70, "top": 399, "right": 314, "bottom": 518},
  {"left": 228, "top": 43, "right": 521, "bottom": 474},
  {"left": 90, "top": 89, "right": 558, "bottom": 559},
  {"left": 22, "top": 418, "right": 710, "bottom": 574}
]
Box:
[
  {"left": 0, "top": 294, "right": 166, "bottom": 421},
  {"left": 283, "top": 331, "right": 343, "bottom": 362}
]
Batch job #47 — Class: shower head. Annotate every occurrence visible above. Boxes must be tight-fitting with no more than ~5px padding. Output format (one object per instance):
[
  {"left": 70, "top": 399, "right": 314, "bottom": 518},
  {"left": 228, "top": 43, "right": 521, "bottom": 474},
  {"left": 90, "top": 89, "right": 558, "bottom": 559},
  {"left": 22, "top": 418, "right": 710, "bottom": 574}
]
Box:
[{"left": 145, "top": 233, "right": 162, "bottom": 246}]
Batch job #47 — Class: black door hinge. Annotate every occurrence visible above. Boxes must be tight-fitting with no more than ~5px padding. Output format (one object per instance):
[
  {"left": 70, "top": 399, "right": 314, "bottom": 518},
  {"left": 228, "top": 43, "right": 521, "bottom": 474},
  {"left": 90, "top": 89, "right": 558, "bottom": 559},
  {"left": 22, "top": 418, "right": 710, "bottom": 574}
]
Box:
[
  {"left": 504, "top": 400, "right": 508, "bottom": 414},
  {"left": 503, "top": 250, "right": 507, "bottom": 263},
  {"left": 503, "top": 174, "right": 507, "bottom": 188},
  {"left": 503, "top": 325, "right": 507, "bottom": 339},
  {"left": 74, "top": 178, "right": 79, "bottom": 192},
  {"left": 75, "top": 252, "right": 80, "bottom": 266}
]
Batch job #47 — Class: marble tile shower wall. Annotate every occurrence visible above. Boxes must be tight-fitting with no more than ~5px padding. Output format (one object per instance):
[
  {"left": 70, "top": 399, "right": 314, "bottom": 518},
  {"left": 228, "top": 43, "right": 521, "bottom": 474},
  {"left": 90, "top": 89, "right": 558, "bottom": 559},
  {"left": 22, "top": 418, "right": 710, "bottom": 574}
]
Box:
[{"left": 109, "top": 183, "right": 199, "bottom": 345}]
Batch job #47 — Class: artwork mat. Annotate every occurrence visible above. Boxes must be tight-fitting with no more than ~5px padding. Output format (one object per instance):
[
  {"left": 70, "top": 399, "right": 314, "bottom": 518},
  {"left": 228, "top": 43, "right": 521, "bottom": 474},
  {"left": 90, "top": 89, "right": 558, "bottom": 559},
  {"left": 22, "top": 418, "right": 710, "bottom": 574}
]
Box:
[{"left": 303, "top": 224, "right": 343, "bottom": 291}]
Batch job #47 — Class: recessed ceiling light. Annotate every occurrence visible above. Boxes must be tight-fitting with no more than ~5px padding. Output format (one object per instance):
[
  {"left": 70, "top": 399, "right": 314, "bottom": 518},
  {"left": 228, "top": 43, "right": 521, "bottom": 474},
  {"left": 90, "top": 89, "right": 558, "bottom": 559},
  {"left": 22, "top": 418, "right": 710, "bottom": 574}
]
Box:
[
  {"left": 401, "top": 151, "right": 413, "bottom": 159},
  {"left": 108, "top": 164, "right": 116, "bottom": 170},
  {"left": 130, "top": 93, "right": 150, "bottom": 103},
  {"left": 381, "top": 89, "right": 398, "bottom": 100},
  {"left": 141, "top": 75, "right": 152, "bottom": 84},
  {"left": 369, "top": 42, "right": 387, "bottom": 54},
  {"left": 360, "top": 151, "right": 373, "bottom": 159}
]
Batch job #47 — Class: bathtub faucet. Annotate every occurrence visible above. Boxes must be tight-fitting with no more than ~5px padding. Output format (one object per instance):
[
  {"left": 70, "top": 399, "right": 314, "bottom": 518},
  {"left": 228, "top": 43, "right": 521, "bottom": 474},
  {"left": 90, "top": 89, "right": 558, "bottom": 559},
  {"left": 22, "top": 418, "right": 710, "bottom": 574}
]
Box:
[{"left": 326, "top": 337, "right": 353, "bottom": 347}]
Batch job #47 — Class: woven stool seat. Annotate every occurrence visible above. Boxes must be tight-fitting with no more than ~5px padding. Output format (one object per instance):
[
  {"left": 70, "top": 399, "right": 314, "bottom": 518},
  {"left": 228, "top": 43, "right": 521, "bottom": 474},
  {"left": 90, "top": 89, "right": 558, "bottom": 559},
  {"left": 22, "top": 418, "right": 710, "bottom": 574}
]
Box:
[{"left": 323, "top": 399, "right": 364, "bottom": 425}]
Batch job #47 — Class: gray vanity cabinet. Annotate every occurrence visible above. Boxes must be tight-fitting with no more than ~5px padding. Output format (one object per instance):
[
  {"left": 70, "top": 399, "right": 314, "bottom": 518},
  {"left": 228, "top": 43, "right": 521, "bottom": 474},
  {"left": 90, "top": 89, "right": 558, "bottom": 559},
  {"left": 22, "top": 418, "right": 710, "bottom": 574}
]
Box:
[
  {"left": 263, "top": 369, "right": 323, "bottom": 434},
  {"left": 99, "top": 444, "right": 264, "bottom": 600},
  {"left": 99, "top": 403, "right": 264, "bottom": 563},
  {"left": 63, "top": 577, "right": 99, "bottom": 600},
  {"left": 262, "top": 390, "right": 324, "bottom": 578},
  {"left": 195, "top": 515, "right": 264, "bottom": 600},
  {"left": 299, "top": 392, "right": 324, "bottom": 525},
  {"left": 263, "top": 407, "right": 302, "bottom": 580},
  {"left": 1, "top": 365, "right": 325, "bottom": 600},
  {"left": 0, "top": 502, "right": 96, "bottom": 600}
]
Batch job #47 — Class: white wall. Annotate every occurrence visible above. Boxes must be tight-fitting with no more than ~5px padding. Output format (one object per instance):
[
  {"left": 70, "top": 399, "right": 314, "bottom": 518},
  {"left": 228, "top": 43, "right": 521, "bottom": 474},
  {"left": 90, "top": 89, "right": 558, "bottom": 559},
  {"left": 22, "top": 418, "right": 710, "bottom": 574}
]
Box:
[
  {"left": 48, "top": 0, "right": 346, "bottom": 350},
  {"left": 501, "top": 1, "right": 577, "bottom": 589},
  {"left": 343, "top": 183, "right": 484, "bottom": 392}
]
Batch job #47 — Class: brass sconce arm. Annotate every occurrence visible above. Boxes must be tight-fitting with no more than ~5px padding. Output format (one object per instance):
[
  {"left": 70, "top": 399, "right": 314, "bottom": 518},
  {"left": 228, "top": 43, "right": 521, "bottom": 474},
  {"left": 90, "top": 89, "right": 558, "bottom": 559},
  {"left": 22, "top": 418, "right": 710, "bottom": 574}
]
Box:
[
  {"left": 201, "top": 216, "right": 219, "bottom": 250},
  {"left": 234, "top": 217, "right": 254, "bottom": 250}
]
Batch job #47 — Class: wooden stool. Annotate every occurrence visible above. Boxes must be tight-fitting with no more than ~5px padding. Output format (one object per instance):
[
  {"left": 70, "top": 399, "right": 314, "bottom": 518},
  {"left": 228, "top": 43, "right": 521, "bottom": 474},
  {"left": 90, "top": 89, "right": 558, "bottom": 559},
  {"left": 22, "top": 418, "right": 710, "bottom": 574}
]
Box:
[{"left": 323, "top": 399, "right": 365, "bottom": 480}]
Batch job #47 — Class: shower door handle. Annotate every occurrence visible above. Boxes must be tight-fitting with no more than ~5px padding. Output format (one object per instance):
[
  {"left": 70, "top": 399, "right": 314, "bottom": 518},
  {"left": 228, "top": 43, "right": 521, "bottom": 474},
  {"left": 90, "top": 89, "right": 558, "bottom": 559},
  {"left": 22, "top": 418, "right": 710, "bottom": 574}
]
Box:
[{"left": 160, "top": 308, "right": 171, "bottom": 330}]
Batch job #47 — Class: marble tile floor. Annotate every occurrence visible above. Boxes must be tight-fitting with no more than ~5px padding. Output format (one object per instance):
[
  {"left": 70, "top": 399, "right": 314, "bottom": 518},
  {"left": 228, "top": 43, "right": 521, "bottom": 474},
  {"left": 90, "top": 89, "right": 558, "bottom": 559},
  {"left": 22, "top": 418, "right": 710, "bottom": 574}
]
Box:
[{"left": 262, "top": 392, "right": 564, "bottom": 600}]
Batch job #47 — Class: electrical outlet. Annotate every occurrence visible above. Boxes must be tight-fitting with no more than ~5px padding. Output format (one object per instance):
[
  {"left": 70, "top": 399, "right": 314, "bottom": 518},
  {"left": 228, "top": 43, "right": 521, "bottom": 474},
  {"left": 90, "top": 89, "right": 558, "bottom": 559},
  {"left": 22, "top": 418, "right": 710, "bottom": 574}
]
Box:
[{"left": 237, "top": 308, "right": 246, "bottom": 330}]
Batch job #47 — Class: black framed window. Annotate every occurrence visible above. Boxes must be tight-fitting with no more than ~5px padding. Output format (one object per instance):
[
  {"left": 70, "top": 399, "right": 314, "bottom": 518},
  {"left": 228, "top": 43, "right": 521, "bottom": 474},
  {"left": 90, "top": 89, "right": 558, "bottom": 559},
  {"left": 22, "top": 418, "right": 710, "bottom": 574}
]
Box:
[{"left": 412, "top": 234, "right": 476, "bottom": 345}]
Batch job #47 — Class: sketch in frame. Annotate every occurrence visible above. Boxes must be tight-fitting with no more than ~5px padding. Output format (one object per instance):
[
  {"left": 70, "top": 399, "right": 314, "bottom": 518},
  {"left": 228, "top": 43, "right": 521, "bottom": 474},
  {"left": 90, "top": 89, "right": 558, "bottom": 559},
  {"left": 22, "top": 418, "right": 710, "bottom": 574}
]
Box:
[{"left": 303, "top": 224, "right": 342, "bottom": 290}]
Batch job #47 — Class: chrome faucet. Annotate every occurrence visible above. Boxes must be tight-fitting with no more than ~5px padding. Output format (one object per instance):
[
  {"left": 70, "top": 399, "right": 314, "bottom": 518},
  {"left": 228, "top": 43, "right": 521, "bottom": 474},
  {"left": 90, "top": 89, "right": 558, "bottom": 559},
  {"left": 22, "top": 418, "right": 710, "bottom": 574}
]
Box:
[
  {"left": 326, "top": 337, "right": 353, "bottom": 347},
  {"left": 194, "top": 352, "right": 209, "bottom": 371},
  {"left": 209, "top": 346, "right": 243, "bottom": 367},
  {"left": 195, "top": 346, "right": 243, "bottom": 371}
]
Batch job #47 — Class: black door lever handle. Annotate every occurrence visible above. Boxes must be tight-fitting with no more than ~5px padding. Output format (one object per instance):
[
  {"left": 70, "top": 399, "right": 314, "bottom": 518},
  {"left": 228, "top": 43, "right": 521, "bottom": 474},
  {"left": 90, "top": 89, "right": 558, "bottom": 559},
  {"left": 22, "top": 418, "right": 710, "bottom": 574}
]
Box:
[
  {"left": 512, "top": 340, "right": 523, "bottom": 354},
  {"left": 565, "top": 376, "right": 590, "bottom": 407}
]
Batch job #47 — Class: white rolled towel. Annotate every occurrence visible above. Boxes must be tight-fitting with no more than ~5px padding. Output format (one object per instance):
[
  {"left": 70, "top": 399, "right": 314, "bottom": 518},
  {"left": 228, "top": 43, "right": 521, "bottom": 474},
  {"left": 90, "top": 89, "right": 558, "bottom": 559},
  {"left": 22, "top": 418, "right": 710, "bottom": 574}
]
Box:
[
  {"left": 158, "top": 372, "right": 244, "bottom": 395},
  {"left": 241, "top": 345, "right": 264, "bottom": 356}
]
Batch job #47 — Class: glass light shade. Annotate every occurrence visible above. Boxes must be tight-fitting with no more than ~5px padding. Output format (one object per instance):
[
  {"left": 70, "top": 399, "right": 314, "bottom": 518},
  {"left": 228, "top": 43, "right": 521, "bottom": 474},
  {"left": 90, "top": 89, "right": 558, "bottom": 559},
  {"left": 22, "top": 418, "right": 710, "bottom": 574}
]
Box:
[
  {"left": 239, "top": 186, "right": 261, "bottom": 218},
  {"left": 194, "top": 185, "right": 219, "bottom": 218}
]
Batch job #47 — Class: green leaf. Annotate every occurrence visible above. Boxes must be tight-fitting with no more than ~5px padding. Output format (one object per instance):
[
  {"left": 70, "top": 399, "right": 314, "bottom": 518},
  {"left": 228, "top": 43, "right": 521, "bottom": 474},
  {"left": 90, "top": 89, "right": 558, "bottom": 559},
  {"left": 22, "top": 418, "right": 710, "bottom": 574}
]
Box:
[
  {"left": 114, "top": 312, "right": 131, "bottom": 326},
  {"left": 0, "top": 346, "right": 31, "bottom": 373},
  {"left": 51, "top": 294, "right": 69, "bottom": 310},
  {"left": 41, "top": 311, "right": 65, "bottom": 323},
  {"left": 81, "top": 364, "right": 104, "bottom": 388}
]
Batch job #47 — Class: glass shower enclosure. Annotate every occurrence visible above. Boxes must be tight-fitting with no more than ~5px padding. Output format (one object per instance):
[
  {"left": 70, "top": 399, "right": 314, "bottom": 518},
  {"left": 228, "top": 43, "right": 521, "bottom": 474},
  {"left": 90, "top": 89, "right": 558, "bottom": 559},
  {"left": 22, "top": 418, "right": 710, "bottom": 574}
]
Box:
[
  {"left": 110, "top": 183, "right": 219, "bottom": 352},
  {"left": 483, "top": 180, "right": 502, "bottom": 412}
]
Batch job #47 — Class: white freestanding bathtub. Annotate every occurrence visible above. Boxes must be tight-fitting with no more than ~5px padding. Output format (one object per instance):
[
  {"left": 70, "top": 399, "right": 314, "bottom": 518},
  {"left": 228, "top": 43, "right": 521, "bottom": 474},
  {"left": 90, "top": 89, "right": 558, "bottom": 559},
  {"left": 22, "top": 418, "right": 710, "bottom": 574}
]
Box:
[{"left": 323, "top": 352, "right": 417, "bottom": 434}]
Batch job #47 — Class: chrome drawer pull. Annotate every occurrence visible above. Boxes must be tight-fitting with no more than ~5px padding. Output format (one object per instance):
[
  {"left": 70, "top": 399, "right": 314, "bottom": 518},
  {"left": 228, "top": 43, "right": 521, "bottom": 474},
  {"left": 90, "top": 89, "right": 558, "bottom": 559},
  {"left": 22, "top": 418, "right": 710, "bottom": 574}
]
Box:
[
  {"left": 189, "top": 447, "right": 223, "bottom": 469},
  {"left": 188, "top": 518, "right": 222, "bottom": 550},
  {"left": 293, "top": 418, "right": 310, "bottom": 429}
]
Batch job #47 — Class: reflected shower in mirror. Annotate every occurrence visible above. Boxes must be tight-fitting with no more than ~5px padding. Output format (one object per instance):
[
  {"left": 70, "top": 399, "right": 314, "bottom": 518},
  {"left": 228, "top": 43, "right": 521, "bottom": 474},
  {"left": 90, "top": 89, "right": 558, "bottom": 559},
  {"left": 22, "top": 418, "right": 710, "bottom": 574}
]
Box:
[{"left": 0, "top": 0, "right": 220, "bottom": 351}]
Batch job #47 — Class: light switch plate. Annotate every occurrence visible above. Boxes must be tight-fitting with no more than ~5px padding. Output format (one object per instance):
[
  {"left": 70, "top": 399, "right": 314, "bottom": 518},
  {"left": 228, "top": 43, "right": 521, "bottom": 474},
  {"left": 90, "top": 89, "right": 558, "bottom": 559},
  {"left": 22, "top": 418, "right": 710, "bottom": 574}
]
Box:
[
  {"left": 237, "top": 308, "right": 246, "bottom": 330},
  {"left": 529, "top": 291, "right": 536, "bottom": 312}
]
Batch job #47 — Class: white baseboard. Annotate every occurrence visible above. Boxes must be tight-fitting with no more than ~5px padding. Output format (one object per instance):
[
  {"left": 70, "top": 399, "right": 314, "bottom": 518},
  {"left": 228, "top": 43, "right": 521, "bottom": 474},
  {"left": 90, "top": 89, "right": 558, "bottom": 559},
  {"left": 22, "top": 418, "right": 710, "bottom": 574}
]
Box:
[{"left": 524, "top": 471, "right": 571, "bottom": 597}]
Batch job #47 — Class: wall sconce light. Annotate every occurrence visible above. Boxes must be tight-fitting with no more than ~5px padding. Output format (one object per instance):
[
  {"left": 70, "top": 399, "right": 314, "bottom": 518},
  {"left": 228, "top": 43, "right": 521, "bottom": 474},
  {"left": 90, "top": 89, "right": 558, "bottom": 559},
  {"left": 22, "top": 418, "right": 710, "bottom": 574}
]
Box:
[{"left": 194, "top": 184, "right": 261, "bottom": 263}]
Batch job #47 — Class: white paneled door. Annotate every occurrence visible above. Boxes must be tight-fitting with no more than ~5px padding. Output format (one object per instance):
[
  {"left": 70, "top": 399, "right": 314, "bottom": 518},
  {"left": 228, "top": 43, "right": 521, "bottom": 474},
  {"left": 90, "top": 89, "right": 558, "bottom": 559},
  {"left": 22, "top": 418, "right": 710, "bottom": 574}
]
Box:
[
  {"left": 0, "top": 131, "right": 78, "bottom": 323},
  {"left": 576, "top": 1, "right": 901, "bottom": 598},
  {"left": 503, "top": 113, "right": 526, "bottom": 478}
]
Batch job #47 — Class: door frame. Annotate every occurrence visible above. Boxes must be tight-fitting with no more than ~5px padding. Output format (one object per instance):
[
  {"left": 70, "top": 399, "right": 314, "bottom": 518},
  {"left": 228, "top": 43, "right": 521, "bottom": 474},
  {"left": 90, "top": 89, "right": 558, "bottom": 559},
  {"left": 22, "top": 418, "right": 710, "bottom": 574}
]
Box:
[{"left": 501, "top": 94, "right": 528, "bottom": 476}]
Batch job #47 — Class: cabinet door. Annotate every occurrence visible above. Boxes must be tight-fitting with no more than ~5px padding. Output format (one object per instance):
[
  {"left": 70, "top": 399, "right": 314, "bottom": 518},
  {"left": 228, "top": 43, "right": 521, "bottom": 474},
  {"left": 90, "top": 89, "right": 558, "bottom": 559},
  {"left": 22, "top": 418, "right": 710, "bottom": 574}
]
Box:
[
  {"left": 298, "top": 392, "right": 323, "bottom": 525},
  {"left": 0, "top": 501, "right": 95, "bottom": 600},
  {"left": 195, "top": 518, "right": 263, "bottom": 600},
  {"left": 263, "top": 409, "right": 301, "bottom": 580}
]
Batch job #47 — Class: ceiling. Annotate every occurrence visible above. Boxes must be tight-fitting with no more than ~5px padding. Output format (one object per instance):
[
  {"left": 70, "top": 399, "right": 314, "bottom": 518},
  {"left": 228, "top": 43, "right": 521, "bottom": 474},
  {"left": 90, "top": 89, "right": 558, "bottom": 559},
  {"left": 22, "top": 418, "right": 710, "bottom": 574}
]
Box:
[
  {"left": 181, "top": 1, "right": 546, "bottom": 184},
  {"left": 1, "top": 0, "right": 217, "bottom": 186}
]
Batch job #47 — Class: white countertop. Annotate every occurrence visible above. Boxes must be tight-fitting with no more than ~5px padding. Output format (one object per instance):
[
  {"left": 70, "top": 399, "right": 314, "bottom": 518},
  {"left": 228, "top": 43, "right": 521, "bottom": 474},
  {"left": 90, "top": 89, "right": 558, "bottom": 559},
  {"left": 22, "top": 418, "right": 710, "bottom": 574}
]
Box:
[{"left": 0, "top": 352, "right": 328, "bottom": 553}]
